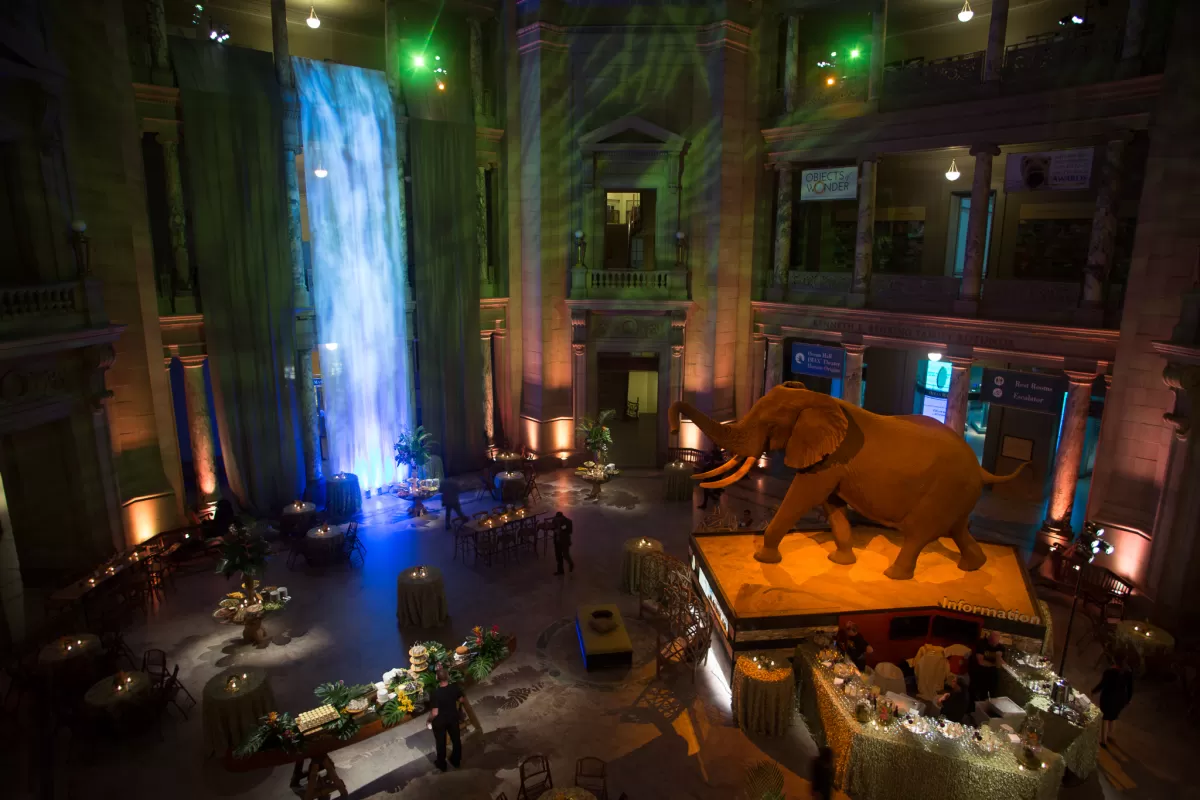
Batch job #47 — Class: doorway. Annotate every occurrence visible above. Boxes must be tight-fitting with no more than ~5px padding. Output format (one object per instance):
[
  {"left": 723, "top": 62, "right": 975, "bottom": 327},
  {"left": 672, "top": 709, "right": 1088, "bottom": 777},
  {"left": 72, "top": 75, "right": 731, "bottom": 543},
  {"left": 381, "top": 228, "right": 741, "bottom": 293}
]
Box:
[
  {"left": 596, "top": 352, "right": 660, "bottom": 467},
  {"left": 604, "top": 190, "right": 655, "bottom": 270}
]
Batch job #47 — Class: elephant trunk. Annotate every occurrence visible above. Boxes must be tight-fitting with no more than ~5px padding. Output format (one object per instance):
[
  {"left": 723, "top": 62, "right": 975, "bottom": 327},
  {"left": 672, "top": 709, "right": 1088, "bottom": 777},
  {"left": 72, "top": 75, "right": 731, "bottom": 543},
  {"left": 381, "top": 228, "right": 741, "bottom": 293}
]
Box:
[{"left": 668, "top": 401, "right": 764, "bottom": 458}]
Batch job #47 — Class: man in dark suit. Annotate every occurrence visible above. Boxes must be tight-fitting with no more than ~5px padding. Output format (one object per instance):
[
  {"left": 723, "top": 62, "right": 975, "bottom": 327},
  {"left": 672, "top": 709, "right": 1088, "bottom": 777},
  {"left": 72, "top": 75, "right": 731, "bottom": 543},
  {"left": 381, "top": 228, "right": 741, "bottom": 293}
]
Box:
[{"left": 552, "top": 511, "right": 575, "bottom": 575}]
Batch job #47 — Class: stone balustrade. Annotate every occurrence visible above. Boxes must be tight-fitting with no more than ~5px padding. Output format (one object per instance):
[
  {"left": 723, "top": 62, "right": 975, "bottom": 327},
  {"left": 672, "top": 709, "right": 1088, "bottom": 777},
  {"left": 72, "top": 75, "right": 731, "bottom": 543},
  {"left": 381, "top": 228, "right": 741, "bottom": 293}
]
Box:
[
  {"left": 869, "top": 274, "right": 961, "bottom": 313},
  {"left": 0, "top": 279, "right": 107, "bottom": 336},
  {"left": 569, "top": 267, "right": 688, "bottom": 300}
]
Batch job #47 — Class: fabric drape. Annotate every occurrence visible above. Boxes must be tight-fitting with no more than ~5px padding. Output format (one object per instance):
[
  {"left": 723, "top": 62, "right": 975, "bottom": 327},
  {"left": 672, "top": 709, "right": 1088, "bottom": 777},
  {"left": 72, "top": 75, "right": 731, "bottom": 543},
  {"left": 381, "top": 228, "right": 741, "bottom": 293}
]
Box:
[
  {"left": 172, "top": 38, "right": 303, "bottom": 513},
  {"left": 409, "top": 118, "right": 485, "bottom": 475}
]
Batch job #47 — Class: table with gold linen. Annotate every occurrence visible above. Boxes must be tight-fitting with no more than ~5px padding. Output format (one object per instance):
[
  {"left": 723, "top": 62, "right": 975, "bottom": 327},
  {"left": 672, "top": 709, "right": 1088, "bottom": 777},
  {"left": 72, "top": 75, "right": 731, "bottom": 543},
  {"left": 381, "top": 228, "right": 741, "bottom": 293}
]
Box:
[
  {"left": 84, "top": 671, "right": 152, "bottom": 712},
  {"left": 663, "top": 461, "right": 694, "bottom": 501},
  {"left": 396, "top": 565, "right": 448, "bottom": 628},
  {"left": 203, "top": 667, "right": 277, "bottom": 756},
  {"left": 733, "top": 655, "right": 794, "bottom": 736},
  {"left": 1115, "top": 619, "right": 1175, "bottom": 659},
  {"left": 795, "top": 645, "right": 1064, "bottom": 800},
  {"left": 39, "top": 634, "right": 102, "bottom": 666},
  {"left": 305, "top": 524, "right": 346, "bottom": 564},
  {"left": 620, "top": 537, "right": 663, "bottom": 594},
  {"left": 999, "top": 662, "right": 1101, "bottom": 778}
]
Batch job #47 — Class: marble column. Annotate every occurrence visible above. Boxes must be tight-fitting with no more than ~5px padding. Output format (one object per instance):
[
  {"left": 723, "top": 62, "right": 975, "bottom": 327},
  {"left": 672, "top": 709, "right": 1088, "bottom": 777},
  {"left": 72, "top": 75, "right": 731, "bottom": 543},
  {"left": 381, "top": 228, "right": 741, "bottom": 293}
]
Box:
[
  {"left": 868, "top": 1, "right": 888, "bottom": 102},
  {"left": 765, "top": 336, "right": 784, "bottom": 393},
  {"left": 492, "top": 329, "right": 512, "bottom": 448},
  {"left": 159, "top": 135, "right": 191, "bottom": 293},
  {"left": 851, "top": 158, "right": 877, "bottom": 296},
  {"left": 983, "top": 0, "right": 1010, "bottom": 83},
  {"left": 1082, "top": 137, "right": 1128, "bottom": 309},
  {"left": 572, "top": 343, "right": 587, "bottom": 452},
  {"left": 146, "top": 0, "right": 172, "bottom": 85},
  {"left": 1151, "top": 362, "right": 1200, "bottom": 612},
  {"left": 783, "top": 15, "right": 800, "bottom": 112},
  {"left": 772, "top": 166, "right": 793, "bottom": 288},
  {"left": 179, "top": 356, "right": 219, "bottom": 503},
  {"left": 842, "top": 344, "right": 866, "bottom": 407},
  {"left": 958, "top": 145, "right": 999, "bottom": 307},
  {"left": 944, "top": 356, "right": 974, "bottom": 437},
  {"left": 272, "top": 0, "right": 322, "bottom": 494},
  {"left": 481, "top": 333, "right": 495, "bottom": 447},
  {"left": 1041, "top": 370, "right": 1096, "bottom": 535},
  {"left": 751, "top": 335, "right": 767, "bottom": 405},
  {"left": 670, "top": 344, "right": 685, "bottom": 408},
  {"left": 1121, "top": 0, "right": 1149, "bottom": 64},
  {"left": 477, "top": 166, "right": 490, "bottom": 285},
  {"left": 469, "top": 18, "right": 484, "bottom": 118}
]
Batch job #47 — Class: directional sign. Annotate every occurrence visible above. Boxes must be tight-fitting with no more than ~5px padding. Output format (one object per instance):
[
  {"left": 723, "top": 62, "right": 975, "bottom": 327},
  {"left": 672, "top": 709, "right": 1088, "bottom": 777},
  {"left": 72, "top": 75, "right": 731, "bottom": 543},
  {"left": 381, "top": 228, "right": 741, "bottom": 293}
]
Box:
[
  {"left": 790, "top": 343, "right": 845, "bottom": 379},
  {"left": 981, "top": 368, "right": 1067, "bottom": 415}
]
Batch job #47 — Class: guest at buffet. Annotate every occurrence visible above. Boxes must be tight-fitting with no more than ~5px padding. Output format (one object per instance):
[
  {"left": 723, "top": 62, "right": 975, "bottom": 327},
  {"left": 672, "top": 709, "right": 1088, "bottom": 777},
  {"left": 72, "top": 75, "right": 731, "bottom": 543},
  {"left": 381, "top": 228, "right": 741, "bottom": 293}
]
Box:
[
  {"left": 1092, "top": 651, "right": 1135, "bottom": 748},
  {"left": 552, "top": 511, "right": 575, "bottom": 575},
  {"left": 427, "top": 666, "right": 465, "bottom": 771},
  {"left": 937, "top": 673, "right": 971, "bottom": 724},
  {"left": 968, "top": 631, "right": 1005, "bottom": 702},
  {"left": 441, "top": 479, "right": 468, "bottom": 530},
  {"left": 836, "top": 620, "right": 873, "bottom": 671}
]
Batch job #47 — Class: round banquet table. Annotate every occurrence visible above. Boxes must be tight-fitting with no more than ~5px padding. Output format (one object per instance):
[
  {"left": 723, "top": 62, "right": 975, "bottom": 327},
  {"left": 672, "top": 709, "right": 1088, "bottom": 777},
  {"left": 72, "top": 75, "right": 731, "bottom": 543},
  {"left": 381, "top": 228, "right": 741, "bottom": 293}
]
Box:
[
  {"left": 1115, "top": 619, "right": 1174, "bottom": 673},
  {"left": 495, "top": 471, "right": 526, "bottom": 503},
  {"left": 495, "top": 451, "right": 523, "bottom": 473},
  {"left": 306, "top": 525, "right": 346, "bottom": 564},
  {"left": 396, "top": 565, "right": 448, "bottom": 628},
  {"left": 621, "top": 537, "right": 664, "bottom": 594},
  {"left": 39, "top": 633, "right": 102, "bottom": 667},
  {"left": 733, "top": 655, "right": 795, "bottom": 736},
  {"left": 397, "top": 486, "right": 437, "bottom": 517},
  {"left": 85, "top": 671, "right": 151, "bottom": 713},
  {"left": 202, "top": 667, "right": 277, "bottom": 756},
  {"left": 325, "top": 472, "right": 362, "bottom": 520},
  {"left": 664, "top": 461, "right": 695, "bottom": 502},
  {"left": 537, "top": 790, "right": 596, "bottom": 800},
  {"left": 280, "top": 501, "right": 317, "bottom": 539}
]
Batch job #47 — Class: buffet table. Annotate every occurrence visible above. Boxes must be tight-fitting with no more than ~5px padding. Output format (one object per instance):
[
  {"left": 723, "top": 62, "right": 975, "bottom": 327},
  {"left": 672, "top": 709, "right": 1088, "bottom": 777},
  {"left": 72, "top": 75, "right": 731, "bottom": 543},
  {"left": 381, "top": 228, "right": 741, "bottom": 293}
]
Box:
[
  {"left": 395, "top": 565, "right": 448, "bottom": 628},
  {"left": 733, "top": 654, "right": 794, "bottom": 736},
  {"left": 998, "top": 658, "right": 1102, "bottom": 778},
  {"left": 204, "top": 668, "right": 277, "bottom": 756},
  {"left": 795, "top": 645, "right": 1064, "bottom": 800}
]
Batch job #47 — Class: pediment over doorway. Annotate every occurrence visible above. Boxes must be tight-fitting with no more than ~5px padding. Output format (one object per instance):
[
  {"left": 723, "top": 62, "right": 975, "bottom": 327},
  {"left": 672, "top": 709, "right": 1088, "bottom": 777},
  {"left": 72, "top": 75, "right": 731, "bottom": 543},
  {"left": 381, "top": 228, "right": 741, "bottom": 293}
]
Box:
[{"left": 579, "top": 116, "right": 687, "bottom": 155}]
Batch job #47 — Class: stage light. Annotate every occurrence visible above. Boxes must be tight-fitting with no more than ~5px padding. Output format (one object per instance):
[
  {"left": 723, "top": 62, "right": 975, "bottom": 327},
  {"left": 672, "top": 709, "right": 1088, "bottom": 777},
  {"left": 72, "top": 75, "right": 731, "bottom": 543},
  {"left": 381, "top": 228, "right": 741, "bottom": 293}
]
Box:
[
  {"left": 945, "top": 158, "right": 961, "bottom": 181},
  {"left": 437, "top": 81, "right": 445, "bottom": 91},
  {"left": 958, "top": 1, "right": 974, "bottom": 22},
  {"left": 927, "top": 352, "right": 943, "bottom": 362},
  {"left": 830, "top": 51, "right": 837, "bottom": 57},
  {"left": 826, "top": 76, "right": 836, "bottom": 86},
  {"left": 1071, "top": 14, "right": 1084, "bottom": 24},
  {"left": 413, "top": 55, "right": 426, "bottom": 68},
  {"left": 307, "top": 7, "right": 320, "bottom": 28}
]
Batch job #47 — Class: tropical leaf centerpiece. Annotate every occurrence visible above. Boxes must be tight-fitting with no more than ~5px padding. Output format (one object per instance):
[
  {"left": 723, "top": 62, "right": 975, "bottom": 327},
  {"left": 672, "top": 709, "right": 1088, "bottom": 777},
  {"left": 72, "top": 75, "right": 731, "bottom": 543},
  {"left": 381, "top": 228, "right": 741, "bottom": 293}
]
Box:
[
  {"left": 394, "top": 425, "right": 435, "bottom": 477},
  {"left": 464, "top": 625, "right": 511, "bottom": 681},
  {"left": 576, "top": 409, "right": 615, "bottom": 464},
  {"left": 234, "top": 711, "right": 304, "bottom": 758},
  {"left": 215, "top": 523, "right": 269, "bottom": 604}
]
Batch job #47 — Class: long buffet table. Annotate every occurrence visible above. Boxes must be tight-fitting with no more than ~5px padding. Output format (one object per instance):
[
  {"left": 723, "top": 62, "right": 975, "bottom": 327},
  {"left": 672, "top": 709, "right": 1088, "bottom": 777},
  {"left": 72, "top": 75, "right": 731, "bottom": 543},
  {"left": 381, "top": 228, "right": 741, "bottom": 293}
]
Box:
[
  {"left": 998, "top": 658, "right": 1102, "bottom": 778},
  {"left": 794, "top": 644, "right": 1065, "bottom": 800}
]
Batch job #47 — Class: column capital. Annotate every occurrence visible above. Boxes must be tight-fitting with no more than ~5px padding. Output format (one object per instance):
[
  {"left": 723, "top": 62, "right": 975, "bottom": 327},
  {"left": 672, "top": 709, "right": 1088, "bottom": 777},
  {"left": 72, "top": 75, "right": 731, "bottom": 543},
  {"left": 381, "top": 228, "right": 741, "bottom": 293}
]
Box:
[
  {"left": 572, "top": 343, "right": 586, "bottom": 356},
  {"left": 178, "top": 354, "right": 208, "bottom": 369},
  {"left": 1063, "top": 369, "right": 1099, "bottom": 387},
  {"left": 765, "top": 334, "right": 784, "bottom": 344},
  {"left": 969, "top": 143, "right": 1001, "bottom": 158},
  {"left": 481, "top": 330, "right": 494, "bottom": 342},
  {"left": 843, "top": 343, "right": 867, "bottom": 356},
  {"left": 946, "top": 355, "right": 975, "bottom": 369},
  {"left": 672, "top": 344, "right": 684, "bottom": 359}
]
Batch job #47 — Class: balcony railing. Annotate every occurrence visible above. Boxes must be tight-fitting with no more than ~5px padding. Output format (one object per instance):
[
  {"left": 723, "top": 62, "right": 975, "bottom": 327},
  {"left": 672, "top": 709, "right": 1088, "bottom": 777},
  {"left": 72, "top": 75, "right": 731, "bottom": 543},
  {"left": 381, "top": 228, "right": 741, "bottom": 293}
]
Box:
[
  {"left": 569, "top": 267, "right": 688, "bottom": 301},
  {"left": 0, "top": 279, "right": 107, "bottom": 337},
  {"left": 882, "top": 51, "right": 984, "bottom": 102},
  {"left": 786, "top": 270, "right": 853, "bottom": 304},
  {"left": 801, "top": 74, "right": 868, "bottom": 110},
  {"left": 1002, "top": 27, "right": 1121, "bottom": 89}
]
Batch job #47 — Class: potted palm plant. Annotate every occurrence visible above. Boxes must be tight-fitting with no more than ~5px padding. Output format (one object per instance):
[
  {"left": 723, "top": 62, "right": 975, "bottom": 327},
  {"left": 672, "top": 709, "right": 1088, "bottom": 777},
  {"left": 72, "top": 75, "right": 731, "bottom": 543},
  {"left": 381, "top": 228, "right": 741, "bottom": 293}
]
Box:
[
  {"left": 576, "top": 409, "right": 615, "bottom": 464},
  {"left": 394, "top": 426, "right": 435, "bottom": 478},
  {"left": 216, "top": 524, "right": 270, "bottom": 643}
]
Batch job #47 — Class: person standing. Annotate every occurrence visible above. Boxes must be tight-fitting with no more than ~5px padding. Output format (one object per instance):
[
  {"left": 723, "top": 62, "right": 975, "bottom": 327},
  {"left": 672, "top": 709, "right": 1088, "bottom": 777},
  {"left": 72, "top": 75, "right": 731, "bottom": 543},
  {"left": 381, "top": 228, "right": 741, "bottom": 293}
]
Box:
[
  {"left": 1092, "top": 652, "right": 1135, "bottom": 747},
  {"left": 937, "top": 673, "right": 971, "bottom": 723},
  {"left": 835, "top": 620, "right": 873, "bottom": 671},
  {"left": 441, "top": 479, "right": 467, "bottom": 530},
  {"left": 968, "top": 631, "right": 1006, "bottom": 703},
  {"left": 697, "top": 446, "right": 726, "bottom": 510},
  {"left": 552, "top": 511, "right": 575, "bottom": 575},
  {"left": 427, "top": 666, "right": 464, "bottom": 771},
  {"left": 809, "top": 746, "right": 833, "bottom": 800}
]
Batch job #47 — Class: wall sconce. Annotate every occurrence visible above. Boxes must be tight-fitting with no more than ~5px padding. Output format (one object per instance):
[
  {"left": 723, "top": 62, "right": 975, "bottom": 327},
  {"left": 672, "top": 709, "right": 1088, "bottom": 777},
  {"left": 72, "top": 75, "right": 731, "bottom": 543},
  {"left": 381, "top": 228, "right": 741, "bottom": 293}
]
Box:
[
  {"left": 70, "top": 220, "right": 90, "bottom": 277},
  {"left": 675, "top": 230, "right": 687, "bottom": 267},
  {"left": 573, "top": 230, "right": 587, "bottom": 267},
  {"left": 945, "top": 159, "right": 961, "bottom": 181}
]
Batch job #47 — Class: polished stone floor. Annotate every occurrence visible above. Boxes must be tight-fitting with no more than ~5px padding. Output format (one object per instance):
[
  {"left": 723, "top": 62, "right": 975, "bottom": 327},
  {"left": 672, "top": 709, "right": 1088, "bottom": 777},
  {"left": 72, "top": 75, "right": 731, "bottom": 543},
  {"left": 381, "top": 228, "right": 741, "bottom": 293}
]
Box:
[{"left": 14, "top": 469, "right": 1198, "bottom": 799}]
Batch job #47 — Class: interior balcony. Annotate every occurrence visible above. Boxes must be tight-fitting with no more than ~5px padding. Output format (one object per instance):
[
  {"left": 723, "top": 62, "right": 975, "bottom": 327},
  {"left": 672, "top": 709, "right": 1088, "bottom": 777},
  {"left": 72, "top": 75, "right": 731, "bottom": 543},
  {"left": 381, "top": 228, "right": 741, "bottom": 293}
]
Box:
[{"left": 568, "top": 266, "right": 690, "bottom": 302}]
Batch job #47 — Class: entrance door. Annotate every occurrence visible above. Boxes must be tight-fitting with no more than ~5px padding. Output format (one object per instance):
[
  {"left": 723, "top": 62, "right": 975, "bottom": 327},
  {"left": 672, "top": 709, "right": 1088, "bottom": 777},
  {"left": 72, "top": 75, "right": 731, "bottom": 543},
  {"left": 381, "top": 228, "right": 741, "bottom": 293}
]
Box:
[{"left": 596, "top": 352, "right": 660, "bottom": 467}]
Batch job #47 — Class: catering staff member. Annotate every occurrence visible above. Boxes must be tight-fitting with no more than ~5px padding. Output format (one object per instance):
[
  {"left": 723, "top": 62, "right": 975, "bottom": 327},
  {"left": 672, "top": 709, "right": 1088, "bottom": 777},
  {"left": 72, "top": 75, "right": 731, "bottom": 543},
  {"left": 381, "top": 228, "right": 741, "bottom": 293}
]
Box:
[
  {"left": 969, "top": 631, "right": 1005, "bottom": 702},
  {"left": 836, "top": 620, "right": 873, "bottom": 671}
]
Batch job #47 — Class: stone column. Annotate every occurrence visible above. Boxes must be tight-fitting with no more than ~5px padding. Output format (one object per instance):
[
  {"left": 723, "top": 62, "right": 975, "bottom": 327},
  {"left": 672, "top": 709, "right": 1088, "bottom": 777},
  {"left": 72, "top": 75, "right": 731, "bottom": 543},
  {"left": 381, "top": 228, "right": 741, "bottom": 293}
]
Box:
[
  {"left": 751, "top": 335, "right": 767, "bottom": 405},
  {"left": 1120, "top": 0, "right": 1149, "bottom": 66},
  {"left": 492, "top": 329, "right": 512, "bottom": 448},
  {"left": 983, "top": 0, "right": 1010, "bottom": 83},
  {"left": 158, "top": 134, "right": 191, "bottom": 293},
  {"left": 477, "top": 166, "right": 490, "bottom": 285},
  {"left": 851, "top": 158, "right": 877, "bottom": 298},
  {"left": 481, "top": 333, "right": 495, "bottom": 447},
  {"left": 572, "top": 343, "right": 587, "bottom": 452},
  {"left": 957, "top": 145, "right": 999, "bottom": 309},
  {"left": 1041, "top": 370, "right": 1095, "bottom": 535},
  {"left": 1150, "top": 362, "right": 1200, "bottom": 612},
  {"left": 1081, "top": 137, "right": 1128, "bottom": 310},
  {"left": 772, "top": 166, "right": 793, "bottom": 289},
  {"left": 765, "top": 336, "right": 784, "bottom": 393},
  {"left": 146, "top": 0, "right": 172, "bottom": 85},
  {"left": 869, "top": 1, "right": 888, "bottom": 102},
  {"left": 469, "top": 17, "right": 484, "bottom": 118},
  {"left": 944, "top": 356, "right": 974, "bottom": 437},
  {"left": 842, "top": 344, "right": 866, "bottom": 406},
  {"left": 783, "top": 15, "right": 800, "bottom": 112},
  {"left": 272, "top": 0, "right": 323, "bottom": 495},
  {"left": 179, "top": 356, "right": 219, "bottom": 503},
  {"left": 670, "top": 344, "right": 685, "bottom": 406}
]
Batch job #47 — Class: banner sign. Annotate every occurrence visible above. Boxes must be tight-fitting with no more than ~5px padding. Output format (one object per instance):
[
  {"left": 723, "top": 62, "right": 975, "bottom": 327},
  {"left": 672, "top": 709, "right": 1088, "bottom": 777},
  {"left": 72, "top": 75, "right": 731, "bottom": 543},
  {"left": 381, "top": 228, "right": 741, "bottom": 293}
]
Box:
[
  {"left": 981, "top": 368, "right": 1067, "bottom": 415},
  {"left": 791, "top": 342, "right": 845, "bottom": 379},
  {"left": 1004, "top": 148, "right": 1093, "bottom": 192},
  {"left": 800, "top": 166, "right": 858, "bottom": 201}
]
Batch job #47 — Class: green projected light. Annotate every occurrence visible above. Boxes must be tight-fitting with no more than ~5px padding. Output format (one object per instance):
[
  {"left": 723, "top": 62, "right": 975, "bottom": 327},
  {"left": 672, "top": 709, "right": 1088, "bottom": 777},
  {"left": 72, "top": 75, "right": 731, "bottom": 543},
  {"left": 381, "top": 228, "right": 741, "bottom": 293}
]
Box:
[
  {"left": 850, "top": 48, "right": 861, "bottom": 59},
  {"left": 413, "top": 54, "right": 426, "bottom": 68}
]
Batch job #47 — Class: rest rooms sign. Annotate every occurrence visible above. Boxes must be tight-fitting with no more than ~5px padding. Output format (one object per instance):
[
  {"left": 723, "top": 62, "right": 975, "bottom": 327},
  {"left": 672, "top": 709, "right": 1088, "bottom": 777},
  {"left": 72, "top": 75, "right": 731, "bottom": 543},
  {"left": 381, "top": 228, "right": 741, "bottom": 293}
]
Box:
[
  {"left": 981, "top": 368, "right": 1067, "bottom": 415},
  {"left": 791, "top": 343, "right": 845, "bottom": 379},
  {"left": 800, "top": 166, "right": 858, "bottom": 202}
]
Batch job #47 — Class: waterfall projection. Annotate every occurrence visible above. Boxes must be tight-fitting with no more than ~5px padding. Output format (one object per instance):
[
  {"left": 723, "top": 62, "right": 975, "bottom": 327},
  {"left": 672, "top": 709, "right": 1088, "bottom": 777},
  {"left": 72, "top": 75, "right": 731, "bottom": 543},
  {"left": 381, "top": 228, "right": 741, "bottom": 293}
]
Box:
[{"left": 295, "top": 59, "right": 411, "bottom": 491}]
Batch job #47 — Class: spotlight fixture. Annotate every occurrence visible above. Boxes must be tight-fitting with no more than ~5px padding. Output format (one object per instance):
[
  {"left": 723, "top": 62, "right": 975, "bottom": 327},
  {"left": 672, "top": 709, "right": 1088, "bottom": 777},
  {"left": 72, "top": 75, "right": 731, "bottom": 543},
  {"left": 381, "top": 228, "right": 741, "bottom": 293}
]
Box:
[
  {"left": 1059, "top": 13, "right": 1085, "bottom": 25},
  {"left": 958, "top": 0, "right": 974, "bottom": 22},
  {"left": 830, "top": 51, "right": 837, "bottom": 57},
  {"left": 209, "top": 23, "right": 230, "bottom": 43},
  {"left": 927, "top": 352, "right": 943, "bottom": 362},
  {"left": 307, "top": 6, "right": 320, "bottom": 29},
  {"left": 849, "top": 48, "right": 861, "bottom": 59},
  {"left": 191, "top": 3, "right": 204, "bottom": 25},
  {"left": 945, "top": 158, "right": 961, "bottom": 181},
  {"left": 436, "top": 81, "right": 446, "bottom": 91}
]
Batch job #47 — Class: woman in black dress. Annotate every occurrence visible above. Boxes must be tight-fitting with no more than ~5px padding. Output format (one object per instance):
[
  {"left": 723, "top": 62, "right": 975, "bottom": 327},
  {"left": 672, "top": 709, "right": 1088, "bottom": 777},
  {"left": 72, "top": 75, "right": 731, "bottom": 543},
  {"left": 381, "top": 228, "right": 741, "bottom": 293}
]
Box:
[{"left": 1092, "top": 652, "right": 1134, "bottom": 747}]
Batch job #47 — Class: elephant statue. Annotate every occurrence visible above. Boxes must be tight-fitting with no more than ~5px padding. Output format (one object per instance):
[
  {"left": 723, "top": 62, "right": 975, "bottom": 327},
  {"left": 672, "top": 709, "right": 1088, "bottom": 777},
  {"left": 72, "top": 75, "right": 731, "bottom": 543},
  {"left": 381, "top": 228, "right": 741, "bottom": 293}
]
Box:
[{"left": 668, "top": 382, "right": 1025, "bottom": 580}]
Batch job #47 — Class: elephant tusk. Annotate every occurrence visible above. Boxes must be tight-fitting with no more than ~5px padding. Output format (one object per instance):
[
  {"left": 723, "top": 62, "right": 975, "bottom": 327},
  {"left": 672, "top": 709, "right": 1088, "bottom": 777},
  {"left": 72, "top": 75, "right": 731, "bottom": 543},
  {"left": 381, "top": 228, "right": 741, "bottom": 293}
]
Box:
[
  {"left": 692, "top": 455, "right": 742, "bottom": 480},
  {"left": 699, "top": 457, "right": 755, "bottom": 489}
]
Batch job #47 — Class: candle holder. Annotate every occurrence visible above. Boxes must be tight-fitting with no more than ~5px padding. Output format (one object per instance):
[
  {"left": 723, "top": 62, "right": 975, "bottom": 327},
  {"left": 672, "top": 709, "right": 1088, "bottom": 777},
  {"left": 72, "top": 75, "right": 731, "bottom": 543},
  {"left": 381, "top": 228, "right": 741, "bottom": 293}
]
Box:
[{"left": 226, "top": 675, "right": 241, "bottom": 693}]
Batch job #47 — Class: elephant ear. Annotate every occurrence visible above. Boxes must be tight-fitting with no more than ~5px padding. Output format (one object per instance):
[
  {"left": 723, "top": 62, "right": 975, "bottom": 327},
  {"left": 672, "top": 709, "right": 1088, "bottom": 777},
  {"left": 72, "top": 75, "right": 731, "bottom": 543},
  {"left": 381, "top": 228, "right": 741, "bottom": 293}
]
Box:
[{"left": 785, "top": 396, "right": 849, "bottom": 470}]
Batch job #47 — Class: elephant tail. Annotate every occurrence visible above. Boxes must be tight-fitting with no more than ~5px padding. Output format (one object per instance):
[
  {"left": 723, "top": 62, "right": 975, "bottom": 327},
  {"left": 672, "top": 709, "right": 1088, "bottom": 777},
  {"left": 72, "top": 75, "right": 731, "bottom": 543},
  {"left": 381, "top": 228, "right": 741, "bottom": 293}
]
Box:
[{"left": 980, "top": 461, "right": 1029, "bottom": 485}]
